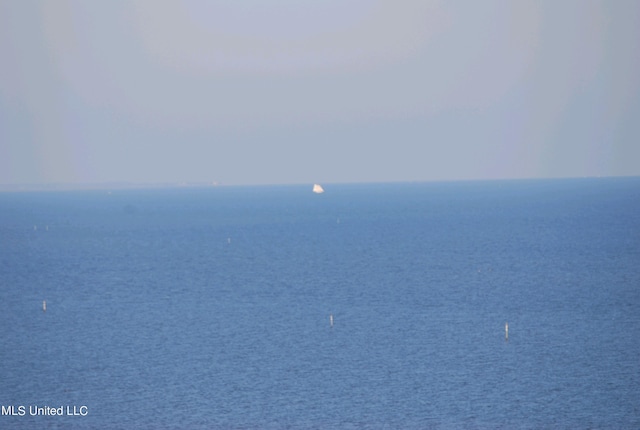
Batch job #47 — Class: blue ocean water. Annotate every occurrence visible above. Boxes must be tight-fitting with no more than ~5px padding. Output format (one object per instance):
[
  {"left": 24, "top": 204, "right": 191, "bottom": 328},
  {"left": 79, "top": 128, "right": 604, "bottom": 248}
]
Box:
[{"left": 1, "top": 178, "right": 639, "bottom": 429}]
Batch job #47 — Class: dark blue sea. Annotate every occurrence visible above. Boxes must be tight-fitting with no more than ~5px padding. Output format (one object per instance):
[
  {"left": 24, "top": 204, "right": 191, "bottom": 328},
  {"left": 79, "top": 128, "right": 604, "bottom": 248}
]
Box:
[{"left": 1, "top": 178, "right": 639, "bottom": 429}]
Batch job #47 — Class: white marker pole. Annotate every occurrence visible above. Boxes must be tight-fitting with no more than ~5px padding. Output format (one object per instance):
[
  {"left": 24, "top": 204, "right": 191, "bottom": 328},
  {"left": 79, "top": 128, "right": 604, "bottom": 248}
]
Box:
[
  {"left": 505, "top": 322, "right": 509, "bottom": 341},
  {"left": 329, "top": 314, "right": 334, "bottom": 328},
  {"left": 43, "top": 300, "right": 47, "bottom": 312}
]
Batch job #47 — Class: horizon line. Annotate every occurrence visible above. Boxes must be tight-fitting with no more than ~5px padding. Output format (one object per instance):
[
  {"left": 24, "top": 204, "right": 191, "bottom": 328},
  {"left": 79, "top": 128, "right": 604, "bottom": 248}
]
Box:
[{"left": 0, "top": 175, "right": 636, "bottom": 193}]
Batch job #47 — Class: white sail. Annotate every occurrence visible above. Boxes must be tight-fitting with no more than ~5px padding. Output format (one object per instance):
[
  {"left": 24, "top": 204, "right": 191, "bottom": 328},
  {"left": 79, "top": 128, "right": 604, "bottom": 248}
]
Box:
[{"left": 312, "top": 184, "right": 324, "bottom": 194}]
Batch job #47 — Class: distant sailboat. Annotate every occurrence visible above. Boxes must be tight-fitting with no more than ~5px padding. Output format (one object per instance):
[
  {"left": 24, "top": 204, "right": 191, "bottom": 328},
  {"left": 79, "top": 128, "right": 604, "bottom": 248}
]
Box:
[{"left": 313, "top": 184, "right": 324, "bottom": 194}]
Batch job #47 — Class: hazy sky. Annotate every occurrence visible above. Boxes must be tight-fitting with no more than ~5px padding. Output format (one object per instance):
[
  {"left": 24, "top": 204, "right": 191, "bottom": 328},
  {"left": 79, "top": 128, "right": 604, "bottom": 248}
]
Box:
[{"left": 1, "top": 0, "right": 639, "bottom": 186}]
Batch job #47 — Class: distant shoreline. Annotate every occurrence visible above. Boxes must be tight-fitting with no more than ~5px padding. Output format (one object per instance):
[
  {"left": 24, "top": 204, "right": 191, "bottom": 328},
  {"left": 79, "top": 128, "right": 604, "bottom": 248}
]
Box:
[{"left": 0, "top": 182, "right": 225, "bottom": 193}]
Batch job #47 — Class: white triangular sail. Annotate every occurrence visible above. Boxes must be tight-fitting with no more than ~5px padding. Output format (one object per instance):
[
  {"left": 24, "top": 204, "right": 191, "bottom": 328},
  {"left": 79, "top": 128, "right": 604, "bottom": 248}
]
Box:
[{"left": 312, "top": 184, "right": 324, "bottom": 194}]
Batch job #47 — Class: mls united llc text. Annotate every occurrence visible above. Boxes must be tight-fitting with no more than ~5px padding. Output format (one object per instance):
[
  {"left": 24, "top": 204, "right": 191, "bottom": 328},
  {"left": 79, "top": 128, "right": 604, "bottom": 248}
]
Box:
[{"left": 2, "top": 405, "right": 88, "bottom": 416}]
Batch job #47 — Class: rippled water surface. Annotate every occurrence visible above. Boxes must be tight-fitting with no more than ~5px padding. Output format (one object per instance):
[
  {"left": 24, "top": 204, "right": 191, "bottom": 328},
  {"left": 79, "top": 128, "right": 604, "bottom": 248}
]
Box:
[{"left": 1, "top": 178, "right": 639, "bottom": 428}]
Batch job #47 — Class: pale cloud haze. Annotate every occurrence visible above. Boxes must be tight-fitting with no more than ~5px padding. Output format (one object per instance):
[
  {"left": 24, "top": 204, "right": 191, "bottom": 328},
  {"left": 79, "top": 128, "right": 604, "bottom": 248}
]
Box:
[{"left": 1, "top": 0, "right": 639, "bottom": 186}]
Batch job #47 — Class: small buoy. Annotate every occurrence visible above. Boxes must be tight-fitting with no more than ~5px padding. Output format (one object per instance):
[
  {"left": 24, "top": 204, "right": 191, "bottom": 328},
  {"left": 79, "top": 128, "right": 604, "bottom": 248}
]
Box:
[
  {"left": 42, "top": 300, "right": 47, "bottom": 312},
  {"left": 329, "top": 314, "right": 334, "bottom": 328},
  {"left": 505, "top": 322, "right": 509, "bottom": 341}
]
